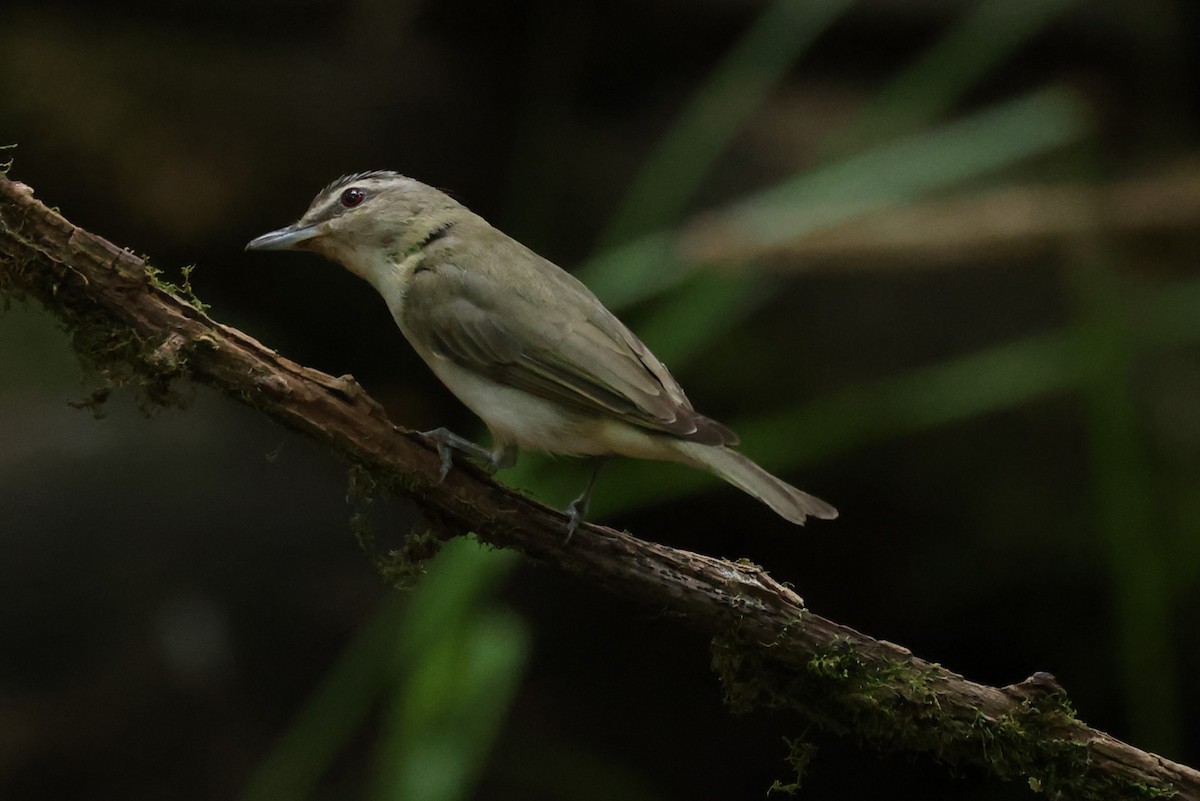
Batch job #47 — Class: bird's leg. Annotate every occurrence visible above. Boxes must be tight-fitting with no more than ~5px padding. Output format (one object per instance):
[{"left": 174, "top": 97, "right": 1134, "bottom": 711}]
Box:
[
  {"left": 565, "top": 456, "right": 611, "bottom": 543},
  {"left": 492, "top": 443, "right": 518, "bottom": 470},
  {"left": 420, "top": 428, "right": 517, "bottom": 482}
]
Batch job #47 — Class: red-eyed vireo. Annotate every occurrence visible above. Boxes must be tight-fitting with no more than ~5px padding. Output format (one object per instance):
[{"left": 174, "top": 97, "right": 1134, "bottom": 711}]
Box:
[{"left": 247, "top": 172, "right": 837, "bottom": 536}]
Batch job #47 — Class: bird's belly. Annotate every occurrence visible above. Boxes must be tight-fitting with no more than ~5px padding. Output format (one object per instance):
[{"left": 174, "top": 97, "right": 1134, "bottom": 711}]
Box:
[
  {"left": 422, "top": 356, "right": 673, "bottom": 460},
  {"left": 421, "top": 357, "right": 590, "bottom": 452}
]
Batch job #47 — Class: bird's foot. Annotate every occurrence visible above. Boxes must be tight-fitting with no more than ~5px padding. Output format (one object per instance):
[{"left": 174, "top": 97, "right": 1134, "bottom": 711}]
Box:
[
  {"left": 562, "top": 456, "right": 610, "bottom": 544},
  {"left": 420, "top": 428, "right": 514, "bottom": 483},
  {"left": 564, "top": 495, "right": 589, "bottom": 545}
]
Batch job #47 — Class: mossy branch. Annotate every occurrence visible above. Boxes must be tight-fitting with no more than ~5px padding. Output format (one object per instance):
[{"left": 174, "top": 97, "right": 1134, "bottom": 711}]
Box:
[{"left": 1, "top": 173, "right": 1195, "bottom": 800}]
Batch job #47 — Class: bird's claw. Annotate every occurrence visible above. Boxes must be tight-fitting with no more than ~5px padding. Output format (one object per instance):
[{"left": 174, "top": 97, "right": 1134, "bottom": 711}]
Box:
[
  {"left": 435, "top": 444, "right": 453, "bottom": 484},
  {"left": 564, "top": 503, "right": 584, "bottom": 545},
  {"left": 561, "top": 456, "right": 609, "bottom": 545},
  {"left": 420, "top": 427, "right": 506, "bottom": 483}
]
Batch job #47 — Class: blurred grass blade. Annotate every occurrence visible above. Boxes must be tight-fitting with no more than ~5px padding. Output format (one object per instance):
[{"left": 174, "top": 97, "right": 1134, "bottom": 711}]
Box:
[
  {"left": 237, "top": 594, "right": 410, "bottom": 801},
  {"left": 392, "top": 538, "right": 520, "bottom": 661},
  {"left": 684, "top": 86, "right": 1091, "bottom": 259},
  {"left": 598, "top": 0, "right": 855, "bottom": 247},
  {"left": 372, "top": 609, "right": 529, "bottom": 801},
  {"left": 576, "top": 229, "right": 682, "bottom": 312},
  {"left": 372, "top": 540, "right": 525, "bottom": 801},
  {"left": 827, "top": 0, "right": 1085, "bottom": 154},
  {"left": 239, "top": 540, "right": 520, "bottom": 801},
  {"left": 1066, "top": 248, "right": 1178, "bottom": 755},
  {"left": 582, "top": 86, "right": 1092, "bottom": 311},
  {"left": 619, "top": 271, "right": 771, "bottom": 373}
]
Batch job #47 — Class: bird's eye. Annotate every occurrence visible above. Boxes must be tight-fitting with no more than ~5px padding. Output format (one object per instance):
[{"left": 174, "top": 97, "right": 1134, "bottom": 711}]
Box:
[{"left": 340, "top": 187, "right": 366, "bottom": 208}]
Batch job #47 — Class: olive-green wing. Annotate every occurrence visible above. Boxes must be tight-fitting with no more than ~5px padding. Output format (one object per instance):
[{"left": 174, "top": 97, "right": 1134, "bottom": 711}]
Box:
[{"left": 403, "top": 258, "right": 737, "bottom": 446}]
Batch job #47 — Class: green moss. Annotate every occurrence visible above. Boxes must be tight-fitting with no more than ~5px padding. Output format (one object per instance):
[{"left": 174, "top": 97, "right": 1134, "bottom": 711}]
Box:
[
  {"left": 63, "top": 307, "right": 193, "bottom": 414},
  {"left": 768, "top": 736, "right": 819, "bottom": 795},
  {"left": 0, "top": 228, "right": 196, "bottom": 416},
  {"left": 345, "top": 462, "right": 445, "bottom": 588},
  {"left": 143, "top": 263, "right": 175, "bottom": 293},
  {"left": 179, "top": 264, "right": 211, "bottom": 314},
  {"left": 0, "top": 241, "right": 38, "bottom": 307},
  {"left": 346, "top": 461, "right": 381, "bottom": 504},
  {"left": 712, "top": 632, "right": 1177, "bottom": 800},
  {"left": 805, "top": 637, "right": 862, "bottom": 680},
  {"left": 66, "top": 386, "right": 112, "bottom": 418},
  {"left": 1125, "top": 783, "right": 1180, "bottom": 799},
  {"left": 374, "top": 529, "right": 443, "bottom": 590},
  {"left": 349, "top": 508, "right": 376, "bottom": 553},
  {"left": 142, "top": 262, "right": 208, "bottom": 314},
  {"left": 346, "top": 462, "right": 382, "bottom": 555}
]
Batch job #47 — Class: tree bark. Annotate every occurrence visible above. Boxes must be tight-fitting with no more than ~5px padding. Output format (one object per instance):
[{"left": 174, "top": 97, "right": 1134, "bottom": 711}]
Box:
[{"left": 1, "top": 173, "right": 1195, "bottom": 800}]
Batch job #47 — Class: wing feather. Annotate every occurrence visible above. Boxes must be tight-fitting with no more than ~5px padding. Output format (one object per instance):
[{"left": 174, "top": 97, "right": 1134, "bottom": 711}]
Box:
[{"left": 405, "top": 257, "right": 737, "bottom": 446}]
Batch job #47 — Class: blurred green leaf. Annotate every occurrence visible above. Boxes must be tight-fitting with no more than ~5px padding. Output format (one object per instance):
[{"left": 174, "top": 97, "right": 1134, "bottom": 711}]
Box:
[
  {"left": 623, "top": 270, "right": 772, "bottom": 370},
  {"left": 1066, "top": 250, "right": 1178, "bottom": 756},
  {"left": 598, "top": 0, "right": 855, "bottom": 247},
  {"left": 372, "top": 608, "right": 528, "bottom": 801},
  {"left": 827, "top": 0, "right": 1085, "bottom": 155},
  {"left": 238, "top": 594, "right": 409, "bottom": 801},
  {"left": 239, "top": 540, "right": 521, "bottom": 801},
  {"left": 581, "top": 86, "right": 1092, "bottom": 312},
  {"left": 691, "top": 86, "right": 1090, "bottom": 257}
]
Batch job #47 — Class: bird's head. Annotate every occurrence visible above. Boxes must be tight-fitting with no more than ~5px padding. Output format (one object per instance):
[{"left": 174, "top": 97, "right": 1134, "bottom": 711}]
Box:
[{"left": 246, "top": 171, "right": 462, "bottom": 281}]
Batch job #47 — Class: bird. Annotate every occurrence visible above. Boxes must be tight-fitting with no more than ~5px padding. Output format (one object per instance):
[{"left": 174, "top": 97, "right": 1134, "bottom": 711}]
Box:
[{"left": 246, "top": 171, "right": 837, "bottom": 537}]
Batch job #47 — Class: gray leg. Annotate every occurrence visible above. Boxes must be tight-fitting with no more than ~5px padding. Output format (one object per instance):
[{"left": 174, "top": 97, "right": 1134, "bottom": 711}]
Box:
[
  {"left": 492, "top": 443, "right": 518, "bottom": 470},
  {"left": 421, "top": 428, "right": 517, "bottom": 482},
  {"left": 565, "top": 456, "right": 610, "bottom": 543}
]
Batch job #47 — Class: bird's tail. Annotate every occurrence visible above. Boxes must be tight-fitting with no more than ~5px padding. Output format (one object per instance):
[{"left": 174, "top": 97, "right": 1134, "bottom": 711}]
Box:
[{"left": 675, "top": 442, "right": 838, "bottom": 525}]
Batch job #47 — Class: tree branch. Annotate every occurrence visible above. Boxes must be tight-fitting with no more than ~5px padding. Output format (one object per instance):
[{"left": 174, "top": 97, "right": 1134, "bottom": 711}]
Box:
[{"left": 1, "top": 173, "right": 1194, "bottom": 800}]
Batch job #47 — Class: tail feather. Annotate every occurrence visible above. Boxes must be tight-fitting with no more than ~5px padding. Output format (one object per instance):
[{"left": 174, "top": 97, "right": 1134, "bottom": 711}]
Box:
[{"left": 676, "top": 443, "right": 837, "bottom": 525}]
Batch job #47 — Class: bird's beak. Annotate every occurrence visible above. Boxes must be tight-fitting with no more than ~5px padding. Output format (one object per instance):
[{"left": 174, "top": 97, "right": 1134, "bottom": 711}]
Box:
[{"left": 245, "top": 223, "right": 322, "bottom": 252}]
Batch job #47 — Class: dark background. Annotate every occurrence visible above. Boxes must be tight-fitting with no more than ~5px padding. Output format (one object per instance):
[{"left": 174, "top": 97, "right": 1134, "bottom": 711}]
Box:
[{"left": 2, "top": 1, "right": 1199, "bottom": 799}]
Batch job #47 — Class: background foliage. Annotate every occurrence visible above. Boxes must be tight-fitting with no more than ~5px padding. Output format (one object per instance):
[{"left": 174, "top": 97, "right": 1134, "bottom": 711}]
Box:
[{"left": 1, "top": 1, "right": 1197, "bottom": 798}]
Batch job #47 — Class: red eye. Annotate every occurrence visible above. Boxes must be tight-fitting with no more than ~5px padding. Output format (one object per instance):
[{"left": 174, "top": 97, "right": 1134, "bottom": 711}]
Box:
[{"left": 340, "top": 187, "right": 366, "bottom": 207}]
